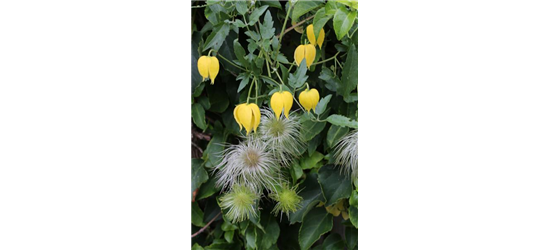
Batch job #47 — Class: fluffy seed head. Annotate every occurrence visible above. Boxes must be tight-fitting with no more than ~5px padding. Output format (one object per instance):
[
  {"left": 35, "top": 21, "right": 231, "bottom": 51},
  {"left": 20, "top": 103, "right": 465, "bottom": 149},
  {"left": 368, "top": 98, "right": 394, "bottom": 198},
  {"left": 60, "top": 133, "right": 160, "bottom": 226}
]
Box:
[
  {"left": 258, "top": 108, "right": 304, "bottom": 167},
  {"left": 219, "top": 184, "right": 259, "bottom": 223},
  {"left": 269, "top": 184, "right": 303, "bottom": 218},
  {"left": 333, "top": 130, "right": 358, "bottom": 179}
]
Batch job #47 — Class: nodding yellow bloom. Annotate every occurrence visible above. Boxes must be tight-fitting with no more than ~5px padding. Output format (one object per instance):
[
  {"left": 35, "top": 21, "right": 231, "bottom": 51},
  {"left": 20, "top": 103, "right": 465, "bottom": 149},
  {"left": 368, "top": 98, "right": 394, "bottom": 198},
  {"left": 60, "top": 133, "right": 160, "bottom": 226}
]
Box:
[
  {"left": 294, "top": 44, "right": 316, "bottom": 69},
  {"left": 298, "top": 88, "right": 320, "bottom": 113},
  {"left": 306, "top": 24, "right": 325, "bottom": 48},
  {"left": 270, "top": 91, "right": 293, "bottom": 120},
  {"left": 233, "top": 103, "right": 261, "bottom": 135},
  {"left": 197, "top": 56, "right": 220, "bottom": 84}
]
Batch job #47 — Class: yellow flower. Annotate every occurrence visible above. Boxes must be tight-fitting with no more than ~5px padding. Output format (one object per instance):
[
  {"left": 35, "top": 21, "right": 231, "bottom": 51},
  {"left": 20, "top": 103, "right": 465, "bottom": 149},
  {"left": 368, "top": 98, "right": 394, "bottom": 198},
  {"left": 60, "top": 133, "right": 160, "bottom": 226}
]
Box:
[
  {"left": 306, "top": 24, "right": 325, "bottom": 47},
  {"left": 270, "top": 91, "right": 293, "bottom": 120},
  {"left": 233, "top": 103, "right": 261, "bottom": 135},
  {"left": 197, "top": 55, "right": 220, "bottom": 84},
  {"left": 298, "top": 88, "right": 320, "bottom": 113},
  {"left": 294, "top": 44, "right": 316, "bottom": 69}
]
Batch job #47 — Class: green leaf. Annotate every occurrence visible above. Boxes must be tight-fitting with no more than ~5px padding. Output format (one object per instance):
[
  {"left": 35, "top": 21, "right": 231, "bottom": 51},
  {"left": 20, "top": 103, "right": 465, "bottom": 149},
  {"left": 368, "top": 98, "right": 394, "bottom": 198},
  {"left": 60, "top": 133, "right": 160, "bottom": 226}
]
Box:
[
  {"left": 340, "top": 44, "right": 358, "bottom": 102},
  {"left": 333, "top": 7, "right": 357, "bottom": 40},
  {"left": 221, "top": 221, "right": 238, "bottom": 231},
  {"left": 290, "top": 162, "right": 304, "bottom": 184},
  {"left": 299, "top": 207, "right": 333, "bottom": 250},
  {"left": 192, "top": 103, "right": 207, "bottom": 130},
  {"left": 197, "top": 96, "right": 211, "bottom": 110},
  {"left": 319, "top": 66, "right": 341, "bottom": 92},
  {"left": 336, "top": 0, "right": 358, "bottom": 10},
  {"left": 288, "top": 60, "right": 308, "bottom": 88},
  {"left": 326, "top": 125, "right": 349, "bottom": 148},
  {"left": 245, "top": 226, "right": 257, "bottom": 249},
  {"left": 301, "top": 120, "right": 326, "bottom": 141},
  {"left": 191, "top": 33, "right": 203, "bottom": 92},
  {"left": 300, "top": 151, "right": 324, "bottom": 170},
  {"left": 203, "top": 122, "right": 227, "bottom": 168},
  {"left": 237, "top": 73, "right": 251, "bottom": 92},
  {"left": 260, "top": 10, "right": 275, "bottom": 40},
  {"left": 233, "top": 19, "right": 247, "bottom": 28},
  {"left": 326, "top": 114, "right": 358, "bottom": 129},
  {"left": 318, "top": 164, "right": 352, "bottom": 206},
  {"left": 248, "top": 5, "right": 269, "bottom": 25},
  {"left": 308, "top": 134, "right": 323, "bottom": 156},
  {"left": 349, "top": 190, "right": 358, "bottom": 207},
  {"left": 260, "top": 212, "right": 280, "bottom": 249},
  {"left": 203, "top": 23, "right": 230, "bottom": 52},
  {"left": 291, "top": 0, "right": 323, "bottom": 21},
  {"left": 314, "top": 94, "right": 332, "bottom": 115},
  {"left": 322, "top": 233, "right": 345, "bottom": 250},
  {"left": 276, "top": 53, "right": 290, "bottom": 64},
  {"left": 349, "top": 205, "right": 358, "bottom": 228},
  {"left": 313, "top": 8, "right": 332, "bottom": 38},
  {"left": 345, "top": 226, "right": 358, "bottom": 249},
  {"left": 233, "top": 39, "right": 249, "bottom": 68},
  {"left": 235, "top": 1, "right": 248, "bottom": 15},
  {"left": 224, "top": 230, "right": 234, "bottom": 243},
  {"left": 289, "top": 173, "right": 325, "bottom": 224},
  {"left": 260, "top": 0, "right": 282, "bottom": 9},
  {"left": 191, "top": 159, "right": 209, "bottom": 199},
  {"left": 196, "top": 176, "right": 221, "bottom": 200},
  {"left": 192, "top": 202, "right": 206, "bottom": 227},
  {"left": 192, "top": 243, "right": 205, "bottom": 250}
]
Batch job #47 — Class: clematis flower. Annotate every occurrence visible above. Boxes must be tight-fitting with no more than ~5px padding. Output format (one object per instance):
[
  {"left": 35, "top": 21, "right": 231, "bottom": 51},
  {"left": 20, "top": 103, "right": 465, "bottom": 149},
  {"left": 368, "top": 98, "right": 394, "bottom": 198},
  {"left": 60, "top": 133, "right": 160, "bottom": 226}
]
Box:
[
  {"left": 233, "top": 103, "right": 261, "bottom": 135},
  {"left": 306, "top": 24, "right": 325, "bottom": 47},
  {"left": 298, "top": 88, "right": 320, "bottom": 113},
  {"left": 294, "top": 44, "right": 316, "bottom": 69},
  {"left": 197, "top": 55, "right": 220, "bottom": 84},
  {"left": 270, "top": 91, "right": 293, "bottom": 120}
]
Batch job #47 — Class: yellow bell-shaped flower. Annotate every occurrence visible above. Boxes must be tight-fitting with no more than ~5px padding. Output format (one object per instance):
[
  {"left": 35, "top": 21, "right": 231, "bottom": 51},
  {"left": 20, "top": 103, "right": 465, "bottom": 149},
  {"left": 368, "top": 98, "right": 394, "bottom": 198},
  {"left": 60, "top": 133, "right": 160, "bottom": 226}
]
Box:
[
  {"left": 197, "top": 56, "right": 220, "bottom": 84},
  {"left": 306, "top": 24, "right": 325, "bottom": 48},
  {"left": 298, "top": 88, "right": 320, "bottom": 113},
  {"left": 233, "top": 103, "right": 261, "bottom": 135},
  {"left": 294, "top": 44, "right": 316, "bottom": 69},
  {"left": 270, "top": 91, "right": 293, "bottom": 120}
]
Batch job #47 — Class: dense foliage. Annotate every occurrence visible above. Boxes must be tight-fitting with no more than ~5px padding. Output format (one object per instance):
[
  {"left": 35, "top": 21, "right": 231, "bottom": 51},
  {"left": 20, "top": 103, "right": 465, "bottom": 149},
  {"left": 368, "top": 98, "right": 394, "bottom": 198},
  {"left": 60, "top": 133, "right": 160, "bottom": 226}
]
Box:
[{"left": 191, "top": 1, "right": 358, "bottom": 249}]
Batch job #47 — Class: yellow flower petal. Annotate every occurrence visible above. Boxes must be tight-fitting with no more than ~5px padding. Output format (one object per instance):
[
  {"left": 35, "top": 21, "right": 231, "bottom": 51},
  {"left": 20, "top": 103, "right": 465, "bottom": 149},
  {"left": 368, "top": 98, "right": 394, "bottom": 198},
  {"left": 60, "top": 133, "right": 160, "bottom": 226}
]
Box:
[
  {"left": 270, "top": 92, "right": 284, "bottom": 120},
  {"left": 197, "top": 56, "right": 210, "bottom": 81},
  {"left": 308, "top": 88, "right": 320, "bottom": 112},
  {"left": 306, "top": 24, "right": 316, "bottom": 46},
  {"left": 294, "top": 45, "right": 306, "bottom": 67},
  {"left": 304, "top": 44, "right": 316, "bottom": 68},
  {"left": 237, "top": 104, "right": 253, "bottom": 135},
  {"left": 299, "top": 90, "right": 312, "bottom": 112},
  {"left": 233, "top": 104, "right": 243, "bottom": 130},
  {"left": 282, "top": 91, "right": 293, "bottom": 119},
  {"left": 209, "top": 56, "right": 219, "bottom": 85},
  {"left": 317, "top": 28, "right": 325, "bottom": 48},
  {"left": 249, "top": 103, "right": 261, "bottom": 133}
]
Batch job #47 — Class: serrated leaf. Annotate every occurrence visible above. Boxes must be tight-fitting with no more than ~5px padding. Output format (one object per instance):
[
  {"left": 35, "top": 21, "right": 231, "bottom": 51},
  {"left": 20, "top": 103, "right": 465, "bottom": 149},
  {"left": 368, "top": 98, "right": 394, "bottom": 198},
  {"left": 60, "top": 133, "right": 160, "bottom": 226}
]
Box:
[
  {"left": 314, "top": 94, "right": 332, "bottom": 115},
  {"left": 340, "top": 44, "right": 358, "bottom": 102},
  {"left": 288, "top": 60, "right": 308, "bottom": 88},
  {"left": 260, "top": 10, "right": 275, "bottom": 40},
  {"left": 192, "top": 103, "right": 207, "bottom": 130},
  {"left": 299, "top": 207, "right": 333, "bottom": 250},
  {"left": 289, "top": 173, "right": 325, "bottom": 224},
  {"left": 237, "top": 74, "right": 251, "bottom": 92},
  {"left": 276, "top": 53, "right": 290, "bottom": 64},
  {"left": 244, "top": 30, "right": 261, "bottom": 42},
  {"left": 326, "top": 125, "right": 349, "bottom": 148},
  {"left": 313, "top": 8, "right": 332, "bottom": 38},
  {"left": 301, "top": 120, "right": 326, "bottom": 141},
  {"left": 233, "top": 40, "right": 249, "bottom": 68},
  {"left": 319, "top": 66, "right": 341, "bottom": 92},
  {"left": 322, "top": 233, "right": 345, "bottom": 250},
  {"left": 248, "top": 5, "right": 269, "bottom": 25},
  {"left": 333, "top": 7, "right": 357, "bottom": 40},
  {"left": 192, "top": 159, "right": 209, "bottom": 200},
  {"left": 192, "top": 202, "right": 206, "bottom": 227},
  {"left": 318, "top": 164, "right": 352, "bottom": 206},
  {"left": 326, "top": 114, "right": 358, "bottom": 129},
  {"left": 235, "top": 1, "right": 248, "bottom": 15},
  {"left": 203, "top": 23, "right": 230, "bottom": 52},
  {"left": 300, "top": 151, "right": 324, "bottom": 170},
  {"left": 233, "top": 19, "right": 247, "bottom": 28},
  {"left": 291, "top": 0, "right": 323, "bottom": 21}
]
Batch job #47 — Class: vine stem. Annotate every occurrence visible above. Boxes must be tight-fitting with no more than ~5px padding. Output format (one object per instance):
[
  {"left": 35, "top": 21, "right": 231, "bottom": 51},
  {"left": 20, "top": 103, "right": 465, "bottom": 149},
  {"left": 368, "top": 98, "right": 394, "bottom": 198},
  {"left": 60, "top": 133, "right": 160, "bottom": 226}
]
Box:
[
  {"left": 274, "top": 3, "right": 292, "bottom": 68},
  {"left": 247, "top": 77, "right": 255, "bottom": 103},
  {"left": 276, "top": 15, "right": 314, "bottom": 39},
  {"left": 311, "top": 52, "right": 341, "bottom": 66},
  {"left": 216, "top": 53, "right": 246, "bottom": 71},
  {"left": 191, "top": 212, "right": 221, "bottom": 238}
]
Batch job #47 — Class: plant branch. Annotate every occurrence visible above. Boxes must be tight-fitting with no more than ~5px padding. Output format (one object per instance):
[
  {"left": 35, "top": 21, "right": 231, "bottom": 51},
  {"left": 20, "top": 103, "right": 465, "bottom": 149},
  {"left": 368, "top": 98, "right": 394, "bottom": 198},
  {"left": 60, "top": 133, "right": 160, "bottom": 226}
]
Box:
[
  {"left": 217, "top": 53, "right": 246, "bottom": 71},
  {"left": 276, "top": 15, "right": 314, "bottom": 39},
  {"left": 191, "top": 212, "right": 221, "bottom": 238}
]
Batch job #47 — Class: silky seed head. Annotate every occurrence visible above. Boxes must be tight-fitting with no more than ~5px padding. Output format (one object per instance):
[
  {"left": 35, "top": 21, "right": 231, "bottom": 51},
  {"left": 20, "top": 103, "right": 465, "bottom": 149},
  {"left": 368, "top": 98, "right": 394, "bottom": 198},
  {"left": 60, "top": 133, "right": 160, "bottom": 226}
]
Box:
[
  {"left": 219, "top": 184, "right": 259, "bottom": 223},
  {"left": 333, "top": 130, "right": 358, "bottom": 179},
  {"left": 270, "top": 184, "right": 303, "bottom": 218},
  {"left": 258, "top": 108, "right": 304, "bottom": 167}
]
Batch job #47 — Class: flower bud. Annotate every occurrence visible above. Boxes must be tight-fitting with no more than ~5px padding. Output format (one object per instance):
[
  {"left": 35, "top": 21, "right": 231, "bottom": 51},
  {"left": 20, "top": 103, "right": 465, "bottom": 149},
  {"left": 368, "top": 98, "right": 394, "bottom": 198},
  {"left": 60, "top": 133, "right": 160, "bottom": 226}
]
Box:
[
  {"left": 298, "top": 88, "right": 320, "bottom": 113},
  {"left": 306, "top": 24, "right": 325, "bottom": 48}
]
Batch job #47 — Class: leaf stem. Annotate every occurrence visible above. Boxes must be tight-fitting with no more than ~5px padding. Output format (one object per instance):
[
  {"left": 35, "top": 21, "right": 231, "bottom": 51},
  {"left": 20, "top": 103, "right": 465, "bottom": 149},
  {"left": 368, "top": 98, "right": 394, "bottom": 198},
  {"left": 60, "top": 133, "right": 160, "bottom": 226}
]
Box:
[
  {"left": 311, "top": 52, "right": 340, "bottom": 66},
  {"left": 274, "top": 3, "right": 292, "bottom": 68},
  {"left": 216, "top": 53, "right": 246, "bottom": 71}
]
